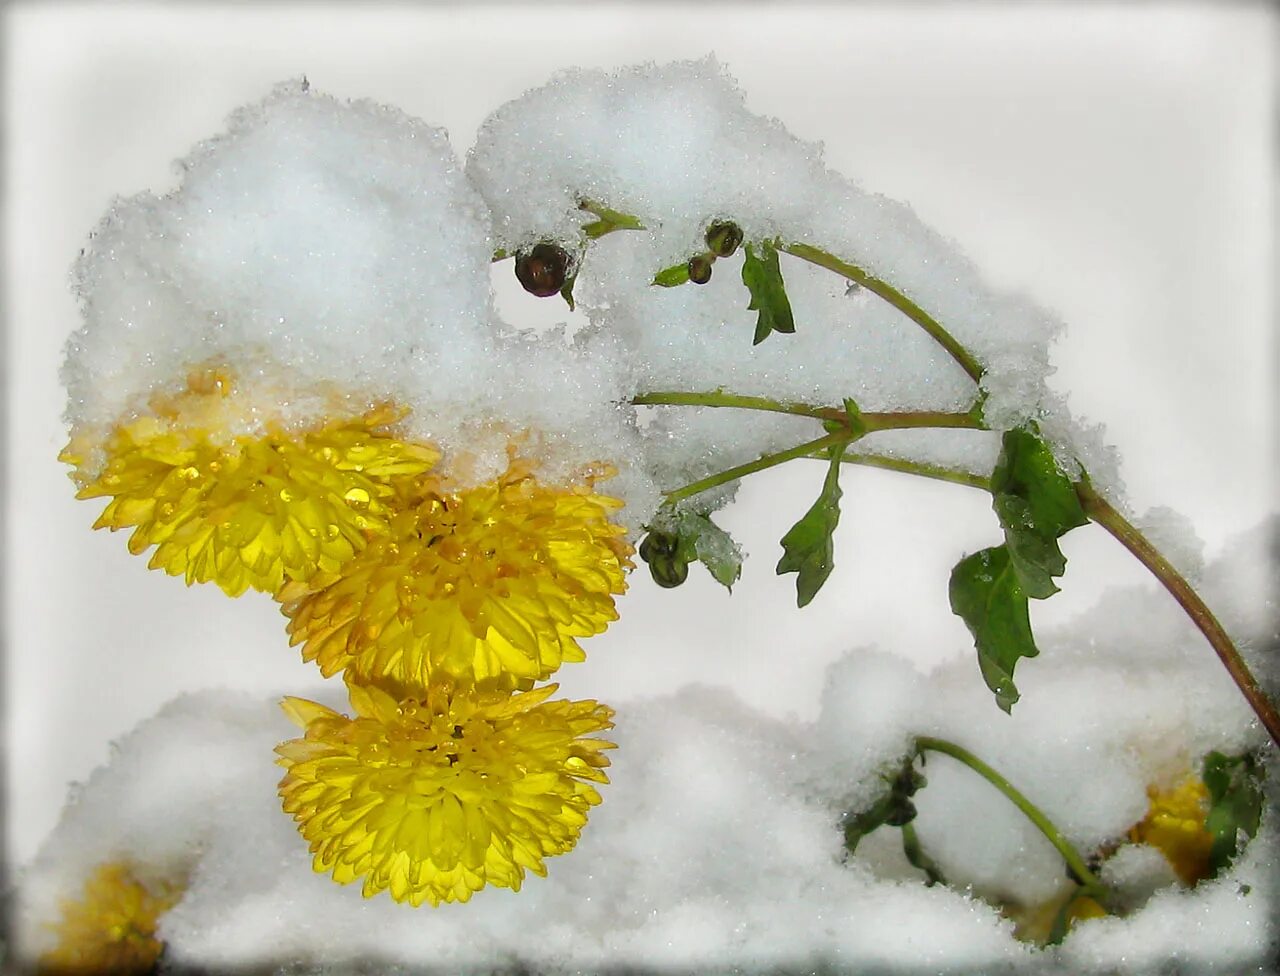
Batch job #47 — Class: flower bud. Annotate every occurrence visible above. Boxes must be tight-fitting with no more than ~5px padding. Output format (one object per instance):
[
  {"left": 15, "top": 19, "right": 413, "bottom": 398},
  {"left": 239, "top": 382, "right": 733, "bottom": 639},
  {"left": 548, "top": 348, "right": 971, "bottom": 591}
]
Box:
[
  {"left": 687, "top": 254, "right": 713, "bottom": 285},
  {"left": 705, "top": 220, "right": 744, "bottom": 258},
  {"left": 515, "top": 243, "right": 571, "bottom": 297}
]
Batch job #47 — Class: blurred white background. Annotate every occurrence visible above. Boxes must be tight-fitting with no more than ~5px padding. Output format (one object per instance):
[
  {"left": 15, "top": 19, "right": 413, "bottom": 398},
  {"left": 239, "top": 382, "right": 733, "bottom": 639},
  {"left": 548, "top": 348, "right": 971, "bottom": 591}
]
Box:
[{"left": 5, "top": 3, "right": 1274, "bottom": 868}]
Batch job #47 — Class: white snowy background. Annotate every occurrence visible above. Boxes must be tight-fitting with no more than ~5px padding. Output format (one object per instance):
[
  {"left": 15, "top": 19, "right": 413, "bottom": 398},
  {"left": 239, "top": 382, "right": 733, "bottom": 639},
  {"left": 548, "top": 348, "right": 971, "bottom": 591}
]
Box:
[{"left": 4, "top": 3, "right": 1275, "bottom": 972}]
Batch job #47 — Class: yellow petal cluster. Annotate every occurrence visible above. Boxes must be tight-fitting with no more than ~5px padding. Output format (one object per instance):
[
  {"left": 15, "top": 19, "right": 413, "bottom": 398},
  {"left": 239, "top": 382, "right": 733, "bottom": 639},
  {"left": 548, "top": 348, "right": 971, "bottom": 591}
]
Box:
[
  {"left": 1128, "top": 775, "right": 1214, "bottom": 886},
  {"left": 276, "top": 680, "right": 614, "bottom": 906},
  {"left": 39, "top": 861, "right": 181, "bottom": 975},
  {"left": 281, "top": 458, "right": 632, "bottom": 688},
  {"left": 62, "top": 370, "right": 440, "bottom": 597}
]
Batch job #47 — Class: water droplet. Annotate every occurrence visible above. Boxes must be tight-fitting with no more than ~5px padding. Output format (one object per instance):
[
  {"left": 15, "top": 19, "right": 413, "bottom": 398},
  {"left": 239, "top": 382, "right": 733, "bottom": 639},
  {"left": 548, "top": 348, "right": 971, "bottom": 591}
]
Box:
[{"left": 344, "top": 487, "right": 370, "bottom": 505}]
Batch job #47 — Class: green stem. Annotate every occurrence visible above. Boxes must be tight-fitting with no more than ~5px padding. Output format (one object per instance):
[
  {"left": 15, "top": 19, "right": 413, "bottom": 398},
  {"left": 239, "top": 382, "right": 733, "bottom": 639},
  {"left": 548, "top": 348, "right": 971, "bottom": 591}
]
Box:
[
  {"left": 664, "top": 432, "right": 848, "bottom": 506},
  {"left": 831, "top": 452, "right": 992, "bottom": 492},
  {"left": 634, "top": 390, "right": 839, "bottom": 421},
  {"left": 1077, "top": 482, "right": 1280, "bottom": 747},
  {"left": 633, "top": 390, "right": 985, "bottom": 432},
  {"left": 782, "top": 242, "right": 985, "bottom": 384},
  {"left": 915, "top": 736, "right": 1108, "bottom": 900}
]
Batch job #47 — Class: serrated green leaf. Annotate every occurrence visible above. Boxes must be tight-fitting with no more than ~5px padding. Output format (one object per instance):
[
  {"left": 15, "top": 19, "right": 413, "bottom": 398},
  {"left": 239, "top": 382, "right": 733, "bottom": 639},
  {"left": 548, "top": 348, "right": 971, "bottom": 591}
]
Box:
[
  {"left": 1203, "top": 750, "right": 1263, "bottom": 877},
  {"left": 949, "top": 545, "right": 1039, "bottom": 713},
  {"left": 559, "top": 272, "right": 578, "bottom": 311},
  {"left": 990, "top": 427, "right": 1088, "bottom": 599},
  {"left": 741, "top": 240, "right": 795, "bottom": 345},
  {"left": 653, "top": 263, "right": 690, "bottom": 287},
  {"left": 777, "top": 448, "right": 843, "bottom": 607}
]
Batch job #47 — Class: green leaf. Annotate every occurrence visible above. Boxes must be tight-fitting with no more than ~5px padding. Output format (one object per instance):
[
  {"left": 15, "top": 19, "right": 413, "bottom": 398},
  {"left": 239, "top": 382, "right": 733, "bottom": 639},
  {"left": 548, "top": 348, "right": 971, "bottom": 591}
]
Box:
[
  {"left": 680, "top": 512, "right": 743, "bottom": 590},
  {"left": 579, "top": 201, "right": 645, "bottom": 239},
  {"left": 990, "top": 427, "right": 1088, "bottom": 599},
  {"left": 776, "top": 447, "right": 843, "bottom": 607},
  {"left": 653, "top": 263, "right": 691, "bottom": 287},
  {"left": 559, "top": 271, "right": 578, "bottom": 311},
  {"left": 741, "top": 240, "right": 795, "bottom": 345},
  {"left": 949, "top": 545, "right": 1039, "bottom": 713},
  {"left": 1203, "top": 750, "right": 1263, "bottom": 876}
]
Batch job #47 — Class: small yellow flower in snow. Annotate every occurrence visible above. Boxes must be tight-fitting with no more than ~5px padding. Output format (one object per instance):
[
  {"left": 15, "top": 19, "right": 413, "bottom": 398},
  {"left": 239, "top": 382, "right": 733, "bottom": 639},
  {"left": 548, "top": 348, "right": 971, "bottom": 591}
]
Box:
[
  {"left": 39, "top": 861, "right": 181, "bottom": 974},
  {"left": 62, "top": 368, "right": 439, "bottom": 597},
  {"left": 1128, "top": 775, "right": 1214, "bottom": 886},
  {"left": 275, "top": 680, "right": 615, "bottom": 906},
  {"left": 281, "top": 455, "right": 631, "bottom": 688}
]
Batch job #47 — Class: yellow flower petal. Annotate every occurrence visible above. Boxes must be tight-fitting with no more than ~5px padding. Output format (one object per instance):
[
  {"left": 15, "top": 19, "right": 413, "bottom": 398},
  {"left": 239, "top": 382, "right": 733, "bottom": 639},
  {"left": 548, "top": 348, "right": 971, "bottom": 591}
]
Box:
[
  {"left": 275, "top": 681, "right": 615, "bottom": 906},
  {"left": 283, "top": 461, "right": 632, "bottom": 688},
  {"left": 1128, "top": 775, "right": 1214, "bottom": 886}
]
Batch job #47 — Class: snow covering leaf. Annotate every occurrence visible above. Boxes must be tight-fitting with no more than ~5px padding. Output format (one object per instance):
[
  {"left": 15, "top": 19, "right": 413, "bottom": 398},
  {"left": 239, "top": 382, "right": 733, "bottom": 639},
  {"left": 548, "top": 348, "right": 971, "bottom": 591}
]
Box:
[
  {"left": 843, "top": 757, "right": 926, "bottom": 854},
  {"left": 1203, "top": 750, "right": 1263, "bottom": 876},
  {"left": 990, "top": 427, "right": 1088, "bottom": 599},
  {"left": 949, "top": 545, "right": 1039, "bottom": 713},
  {"left": 741, "top": 240, "right": 795, "bottom": 345},
  {"left": 682, "top": 511, "right": 742, "bottom": 590},
  {"left": 639, "top": 512, "right": 742, "bottom": 590},
  {"left": 776, "top": 447, "right": 843, "bottom": 607},
  {"left": 652, "top": 263, "right": 690, "bottom": 287}
]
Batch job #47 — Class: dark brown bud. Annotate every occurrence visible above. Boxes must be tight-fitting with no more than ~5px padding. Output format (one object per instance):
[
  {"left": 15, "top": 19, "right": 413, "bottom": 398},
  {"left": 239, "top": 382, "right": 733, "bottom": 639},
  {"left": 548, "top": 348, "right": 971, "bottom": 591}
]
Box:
[
  {"left": 515, "top": 243, "right": 571, "bottom": 297},
  {"left": 687, "top": 254, "right": 713, "bottom": 285}
]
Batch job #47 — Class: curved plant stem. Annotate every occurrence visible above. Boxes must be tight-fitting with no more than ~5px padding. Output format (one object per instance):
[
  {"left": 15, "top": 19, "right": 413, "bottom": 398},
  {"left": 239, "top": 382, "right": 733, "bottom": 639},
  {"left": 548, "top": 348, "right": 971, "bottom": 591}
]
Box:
[
  {"left": 663, "top": 432, "right": 848, "bottom": 506},
  {"left": 915, "top": 736, "right": 1108, "bottom": 900},
  {"left": 1077, "top": 482, "right": 1280, "bottom": 747},
  {"left": 782, "top": 242, "right": 985, "bottom": 384}
]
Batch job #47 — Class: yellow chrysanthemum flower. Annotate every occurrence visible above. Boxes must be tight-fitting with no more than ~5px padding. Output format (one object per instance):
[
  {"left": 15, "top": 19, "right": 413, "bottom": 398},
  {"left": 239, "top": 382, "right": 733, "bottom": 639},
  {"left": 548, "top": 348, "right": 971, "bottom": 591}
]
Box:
[
  {"left": 1128, "top": 775, "right": 1214, "bottom": 886},
  {"left": 39, "top": 861, "right": 181, "bottom": 975},
  {"left": 280, "top": 457, "right": 632, "bottom": 688},
  {"left": 275, "top": 680, "right": 615, "bottom": 906},
  {"left": 62, "top": 368, "right": 440, "bottom": 597}
]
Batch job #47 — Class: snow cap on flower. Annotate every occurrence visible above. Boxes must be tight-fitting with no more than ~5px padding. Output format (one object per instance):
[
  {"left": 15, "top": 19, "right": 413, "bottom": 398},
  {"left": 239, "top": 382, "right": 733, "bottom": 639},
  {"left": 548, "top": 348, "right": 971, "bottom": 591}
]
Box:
[
  {"left": 62, "top": 367, "right": 440, "bottom": 597},
  {"left": 275, "top": 680, "right": 615, "bottom": 906},
  {"left": 65, "top": 79, "right": 496, "bottom": 465}
]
